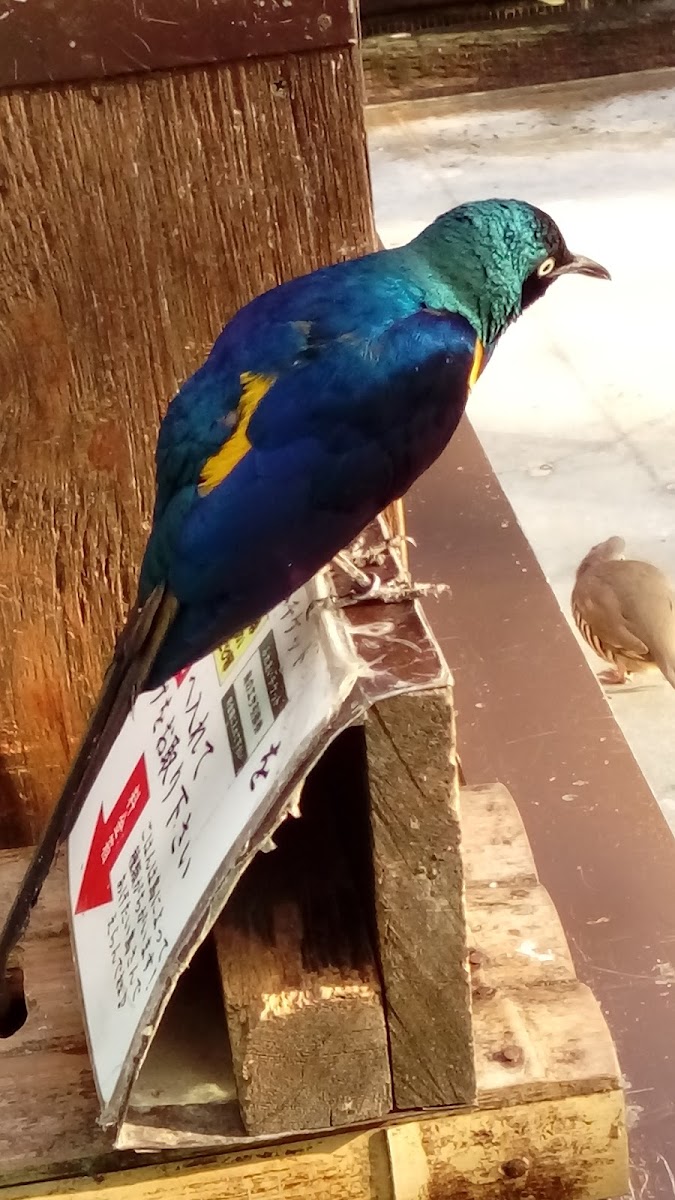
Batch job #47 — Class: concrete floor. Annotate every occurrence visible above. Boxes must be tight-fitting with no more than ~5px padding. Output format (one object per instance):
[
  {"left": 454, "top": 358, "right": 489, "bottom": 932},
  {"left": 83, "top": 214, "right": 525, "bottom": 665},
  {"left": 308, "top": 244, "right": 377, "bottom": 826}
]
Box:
[{"left": 367, "top": 68, "right": 675, "bottom": 829}]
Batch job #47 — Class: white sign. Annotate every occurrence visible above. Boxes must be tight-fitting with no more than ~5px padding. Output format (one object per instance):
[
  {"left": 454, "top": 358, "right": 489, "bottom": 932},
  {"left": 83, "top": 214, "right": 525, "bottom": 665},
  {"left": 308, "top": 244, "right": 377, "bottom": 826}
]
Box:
[{"left": 67, "top": 576, "right": 358, "bottom": 1123}]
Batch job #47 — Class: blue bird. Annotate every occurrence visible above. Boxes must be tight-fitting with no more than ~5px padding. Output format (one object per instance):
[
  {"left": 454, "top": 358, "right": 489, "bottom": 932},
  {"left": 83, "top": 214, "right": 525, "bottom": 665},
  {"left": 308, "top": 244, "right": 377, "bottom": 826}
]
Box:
[{"left": 0, "top": 198, "right": 608, "bottom": 965}]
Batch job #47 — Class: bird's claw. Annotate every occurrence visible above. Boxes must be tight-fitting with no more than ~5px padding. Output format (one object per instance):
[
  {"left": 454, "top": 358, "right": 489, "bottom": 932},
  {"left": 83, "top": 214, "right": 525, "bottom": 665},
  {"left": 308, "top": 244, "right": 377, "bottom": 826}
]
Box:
[
  {"left": 354, "top": 578, "right": 449, "bottom": 607},
  {"left": 598, "top": 668, "right": 629, "bottom": 686},
  {"left": 347, "top": 532, "right": 417, "bottom": 570},
  {"left": 310, "top": 576, "right": 449, "bottom": 619},
  {"left": 307, "top": 570, "right": 382, "bottom": 619},
  {"left": 332, "top": 551, "right": 381, "bottom": 593}
]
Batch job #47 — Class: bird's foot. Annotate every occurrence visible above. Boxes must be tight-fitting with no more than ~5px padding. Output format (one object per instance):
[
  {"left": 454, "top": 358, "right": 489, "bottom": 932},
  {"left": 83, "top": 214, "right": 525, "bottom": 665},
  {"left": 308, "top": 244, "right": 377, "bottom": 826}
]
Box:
[
  {"left": 312, "top": 571, "right": 449, "bottom": 614},
  {"left": 598, "top": 667, "right": 629, "bottom": 686},
  {"left": 369, "top": 577, "right": 449, "bottom": 606},
  {"left": 346, "top": 532, "right": 417, "bottom": 571},
  {"left": 332, "top": 551, "right": 381, "bottom": 595}
]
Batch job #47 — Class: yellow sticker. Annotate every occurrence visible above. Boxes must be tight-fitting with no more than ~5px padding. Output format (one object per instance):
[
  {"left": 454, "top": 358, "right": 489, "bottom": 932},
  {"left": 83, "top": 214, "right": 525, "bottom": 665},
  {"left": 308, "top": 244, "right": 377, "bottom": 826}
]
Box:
[{"left": 213, "top": 620, "right": 262, "bottom": 681}]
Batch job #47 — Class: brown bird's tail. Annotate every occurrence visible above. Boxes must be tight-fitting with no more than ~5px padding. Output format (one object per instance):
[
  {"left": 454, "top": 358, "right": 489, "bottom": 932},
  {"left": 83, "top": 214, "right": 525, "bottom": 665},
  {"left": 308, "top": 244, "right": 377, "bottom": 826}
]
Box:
[
  {"left": 651, "top": 649, "right": 675, "bottom": 692},
  {"left": 615, "top": 562, "right": 675, "bottom": 693},
  {"left": 0, "top": 586, "right": 178, "bottom": 1004}
]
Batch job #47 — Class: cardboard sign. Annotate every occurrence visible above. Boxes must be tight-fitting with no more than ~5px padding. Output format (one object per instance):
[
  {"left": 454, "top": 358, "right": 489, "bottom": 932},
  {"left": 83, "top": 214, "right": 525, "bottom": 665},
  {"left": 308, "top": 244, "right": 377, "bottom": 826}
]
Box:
[{"left": 67, "top": 574, "right": 359, "bottom": 1124}]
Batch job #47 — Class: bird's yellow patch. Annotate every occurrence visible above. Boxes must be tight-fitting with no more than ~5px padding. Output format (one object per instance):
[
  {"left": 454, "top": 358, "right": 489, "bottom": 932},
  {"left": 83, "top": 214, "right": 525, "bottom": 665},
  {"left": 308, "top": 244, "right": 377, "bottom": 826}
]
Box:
[
  {"left": 198, "top": 371, "right": 276, "bottom": 496},
  {"left": 468, "top": 339, "right": 484, "bottom": 390}
]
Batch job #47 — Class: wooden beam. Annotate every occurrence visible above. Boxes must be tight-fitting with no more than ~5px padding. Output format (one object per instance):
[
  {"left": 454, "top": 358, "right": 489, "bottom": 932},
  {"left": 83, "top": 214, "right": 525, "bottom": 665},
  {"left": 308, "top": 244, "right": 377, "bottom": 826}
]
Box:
[
  {"left": 0, "top": 1090, "right": 627, "bottom": 1199},
  {"left": 0, "top": 0, "right": 357, "bottom": 91},
  {"left": 0, "top": 857, "right": 114, "bottom": 1183},
  {"left": 0, "top": 47, "right": 375, "bottom": 846},
  {"left": 213, "top": 730, "right": 392, "bottom": 1137},
  {"left": 366, "top": 687, "right": 475, "bottom": 1110},
  {"left": 461, "top": 782, "right": 622, "bottom": 1108},
  {"left": 459, "top": 782, "right": 538, "bottom": 888},
  {"left": 382, "top": 499, "right": 406, "bottom": 543}
]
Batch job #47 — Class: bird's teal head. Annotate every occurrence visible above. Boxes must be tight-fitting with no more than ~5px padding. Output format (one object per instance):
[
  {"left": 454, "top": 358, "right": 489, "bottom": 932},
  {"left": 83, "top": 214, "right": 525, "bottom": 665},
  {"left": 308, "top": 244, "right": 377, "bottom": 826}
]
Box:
[{"left": 407, "top": 198, "right": 609, "bottom": 347}]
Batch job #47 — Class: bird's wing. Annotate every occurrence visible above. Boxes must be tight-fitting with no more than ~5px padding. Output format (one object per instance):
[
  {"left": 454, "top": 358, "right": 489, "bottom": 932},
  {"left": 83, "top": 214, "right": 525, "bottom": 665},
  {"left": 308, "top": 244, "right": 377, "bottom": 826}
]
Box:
[
  {"left": 613, "top": 563, "right": 675, "bottom": 682},
  {"left": 149, "top": 244, "right": 482, "bottom": 516},
  {"left": 149, "top": 260, "right": 395, "bottom": 512},
  {"left": 140, "top": 286, "right": 483, "bottom": 601},
  {"left": 573, "top": 575, "right": 651, "bottom": 658},
  {"left": 575, "top": 560, "right": 675, "bottom": 665},
  {"left": 140, "top": 305, "right": 482, "bottom": 683}
]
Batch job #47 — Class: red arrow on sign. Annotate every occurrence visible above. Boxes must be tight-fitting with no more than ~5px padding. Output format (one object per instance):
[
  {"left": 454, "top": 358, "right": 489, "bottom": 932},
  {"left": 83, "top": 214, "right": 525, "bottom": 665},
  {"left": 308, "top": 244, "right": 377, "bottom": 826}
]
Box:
[{"left": 75, "top": 756, "right": 150, "bottom": 915}]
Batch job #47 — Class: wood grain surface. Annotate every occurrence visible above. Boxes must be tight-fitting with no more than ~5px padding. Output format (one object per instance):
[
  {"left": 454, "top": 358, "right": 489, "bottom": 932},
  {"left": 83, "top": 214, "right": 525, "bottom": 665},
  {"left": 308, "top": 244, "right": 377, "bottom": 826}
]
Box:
[{"left": 0, "top": 50, "right": 375, "bottom": 844}]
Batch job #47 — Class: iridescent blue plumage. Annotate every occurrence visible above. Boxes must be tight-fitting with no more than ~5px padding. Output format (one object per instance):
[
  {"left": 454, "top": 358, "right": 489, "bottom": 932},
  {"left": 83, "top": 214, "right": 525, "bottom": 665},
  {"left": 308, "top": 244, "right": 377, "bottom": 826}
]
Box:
[{"left": 142, "top": 265, "right": 480, "bottom": 682}]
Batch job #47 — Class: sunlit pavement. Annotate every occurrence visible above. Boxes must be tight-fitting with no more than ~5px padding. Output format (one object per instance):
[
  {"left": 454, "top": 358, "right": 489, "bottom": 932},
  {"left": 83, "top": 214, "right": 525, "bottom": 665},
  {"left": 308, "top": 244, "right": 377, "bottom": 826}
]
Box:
[{"left": 368, "top": 69, "right": 675, "bottom": 828}]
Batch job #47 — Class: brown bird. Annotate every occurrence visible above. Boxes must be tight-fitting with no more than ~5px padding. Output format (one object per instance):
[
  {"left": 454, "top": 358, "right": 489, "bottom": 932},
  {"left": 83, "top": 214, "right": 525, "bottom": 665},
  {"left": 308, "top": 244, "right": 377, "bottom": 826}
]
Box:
[{"left": 571, "top": 536, "right": 675, "bottom": 688}]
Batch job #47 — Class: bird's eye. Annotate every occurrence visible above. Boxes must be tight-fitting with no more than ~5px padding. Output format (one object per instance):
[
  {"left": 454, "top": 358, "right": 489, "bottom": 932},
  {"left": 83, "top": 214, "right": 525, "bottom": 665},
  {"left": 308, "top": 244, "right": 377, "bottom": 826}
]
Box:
[{"left": 537, "top": 256, "right": 556, "bottom": 278}]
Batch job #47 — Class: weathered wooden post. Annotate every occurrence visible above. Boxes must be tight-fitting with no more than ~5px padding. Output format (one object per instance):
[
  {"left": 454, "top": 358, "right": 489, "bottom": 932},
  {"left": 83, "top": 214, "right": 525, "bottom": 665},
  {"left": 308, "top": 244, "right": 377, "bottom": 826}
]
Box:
[{"left": 0, "top": 0, "right": 377, "bottom": 845}]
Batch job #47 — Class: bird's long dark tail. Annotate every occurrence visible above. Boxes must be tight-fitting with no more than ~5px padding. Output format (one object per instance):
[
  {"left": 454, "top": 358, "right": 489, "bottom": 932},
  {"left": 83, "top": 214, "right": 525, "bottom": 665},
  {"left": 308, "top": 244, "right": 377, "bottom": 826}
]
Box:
[{"left": 0, "top": 585, "right": 178, "bottom": 1003}]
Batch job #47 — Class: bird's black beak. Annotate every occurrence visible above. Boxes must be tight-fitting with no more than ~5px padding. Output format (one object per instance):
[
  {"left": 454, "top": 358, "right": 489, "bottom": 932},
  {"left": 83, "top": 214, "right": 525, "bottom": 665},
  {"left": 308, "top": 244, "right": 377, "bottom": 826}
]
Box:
[{"left": 552, "top": 254, "right": 611, "bottom": 281}]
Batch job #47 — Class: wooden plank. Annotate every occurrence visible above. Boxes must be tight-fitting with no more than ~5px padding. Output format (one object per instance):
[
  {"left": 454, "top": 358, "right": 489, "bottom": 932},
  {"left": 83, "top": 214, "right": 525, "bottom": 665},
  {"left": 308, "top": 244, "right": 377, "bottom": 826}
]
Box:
[
  {"left": 362, "top": 2, "right": 675, "bottom": 105},
  {"left": 0, "top": 1090, "right": 628, "bottom": 1199},
  {"left": 460, "top": 783, "right": 538, "bottom": 888},
  {"left": 0, "top": 852, "right": 68, "bottom": 942},
  {"left": 0, "top": 0, "right": 357, "bottom": 90},
  {"left": 473, "top": 981, "right": 620, "bottom": 1105},
  {"left": 460, "top": 781, "right": 620, "bottom": 1097},
  {"left": 13, "top": 937, "right": 85, "bottom": 1051},
  {"left": 0, "top": 853, "right": 116, "bottom": 1181},
  {"left": 0, "top": 47, "right": 375, "bottom": 847},
  {"left": 467, "top": 881, "right": 575, "bottom": 990},
  {"left": 382, "top": 499, "right": 407, "bottom": 545},
  {"left": 408, "top": 1089, "right": 627, "bottom": 1200},
  {"left": 0, "top": 1049, "right": 111, "bottom": 1185},
  {"left": 459, "top": 779, "right": 622, "bottom": 1117},
  {"left": 366, "top": 687, "right": 475, "bottom": 1110},
  {"left": 213, "top": 730, "right": 392, "bottom": 1136}
]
